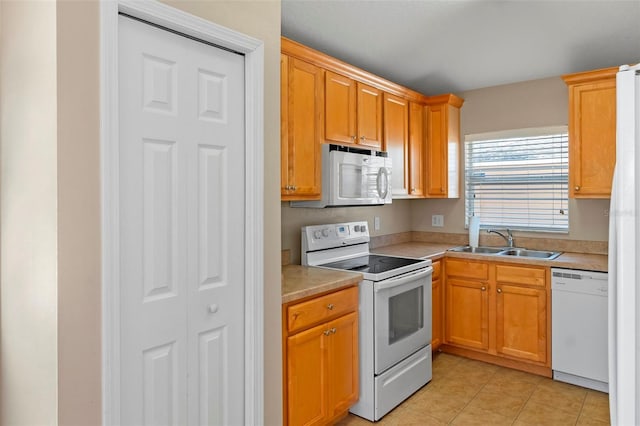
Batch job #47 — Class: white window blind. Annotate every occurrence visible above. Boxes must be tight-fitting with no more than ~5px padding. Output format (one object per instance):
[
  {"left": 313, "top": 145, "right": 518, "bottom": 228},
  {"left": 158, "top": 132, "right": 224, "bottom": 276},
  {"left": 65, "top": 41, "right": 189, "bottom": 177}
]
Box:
[{"left": 465, "top": 127, "right": 569, "bottom": 232}]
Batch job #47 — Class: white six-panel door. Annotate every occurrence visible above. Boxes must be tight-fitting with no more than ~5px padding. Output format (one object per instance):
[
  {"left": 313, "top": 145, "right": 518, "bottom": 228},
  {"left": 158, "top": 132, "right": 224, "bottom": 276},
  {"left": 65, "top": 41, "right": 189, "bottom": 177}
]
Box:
[{"left": 118, "top": 15, "right": 245, "bottom": 425}]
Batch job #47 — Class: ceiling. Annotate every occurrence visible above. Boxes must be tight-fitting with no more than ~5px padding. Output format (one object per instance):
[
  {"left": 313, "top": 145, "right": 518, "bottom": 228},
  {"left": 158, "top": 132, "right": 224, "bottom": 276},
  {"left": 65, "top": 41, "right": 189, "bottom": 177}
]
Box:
[{"left": 281, "top": 0, "right": 640, "bottom": 95}]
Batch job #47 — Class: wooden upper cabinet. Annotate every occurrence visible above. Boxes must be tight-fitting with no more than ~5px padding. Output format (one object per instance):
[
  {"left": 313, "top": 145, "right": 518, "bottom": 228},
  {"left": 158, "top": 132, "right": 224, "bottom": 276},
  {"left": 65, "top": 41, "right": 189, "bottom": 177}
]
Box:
[
  {"left": 325, "top": 71, "right": 357, "bottom": 145},
  {"left": 563, "top": 67, "right": 617, "bottom": 198},
  {"left": 425, "top": 94, "right": 463, "bottom": 198},
  {"left": 384, "top": 93, "right": 409, "bottom": 197},
  {"left": 325, "top": 72, "right": 383, "bottom": 149},
  {"left": 357, "top": 82, "right": 383, "bottom": 150},
  {"left": 281, "top": 55, "right": 323, "bottom": 200},
  {"left": 408, "top": 102, "right": 425, "bottom": 197}
]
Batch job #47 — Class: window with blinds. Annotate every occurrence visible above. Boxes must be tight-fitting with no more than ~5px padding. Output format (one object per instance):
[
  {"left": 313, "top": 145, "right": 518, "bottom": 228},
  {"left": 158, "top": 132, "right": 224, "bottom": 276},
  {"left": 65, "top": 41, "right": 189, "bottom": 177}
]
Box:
[{"left": 464, "top": 127, "right": 569, "bottom": 232}]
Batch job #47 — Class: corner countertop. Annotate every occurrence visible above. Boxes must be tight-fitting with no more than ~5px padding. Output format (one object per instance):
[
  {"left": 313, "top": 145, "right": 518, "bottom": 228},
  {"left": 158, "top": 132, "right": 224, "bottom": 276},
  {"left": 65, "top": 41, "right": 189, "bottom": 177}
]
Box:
[
  {"left": 282, "top": 265, "right": 363, "bottom": 304},
  {"left": 372, "top": 242, "right": 608, "bottom": 272}
]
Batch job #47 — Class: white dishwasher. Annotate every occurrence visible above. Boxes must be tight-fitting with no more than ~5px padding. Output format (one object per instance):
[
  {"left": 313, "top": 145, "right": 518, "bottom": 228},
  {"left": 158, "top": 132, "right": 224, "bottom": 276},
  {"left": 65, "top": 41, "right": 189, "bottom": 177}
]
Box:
[{"left": 552, "top": 268, "right": 608, "bottom": 392}]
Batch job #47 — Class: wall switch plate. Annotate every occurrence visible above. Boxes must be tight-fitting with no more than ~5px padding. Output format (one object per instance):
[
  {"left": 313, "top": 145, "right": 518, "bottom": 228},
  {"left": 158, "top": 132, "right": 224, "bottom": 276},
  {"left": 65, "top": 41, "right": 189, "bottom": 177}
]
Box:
[
  {"left": 432, "top": 215, "right": 444, "bottom": 227},
  {"left": 374, "top": 216, "right": 381, "bottom": 231}
]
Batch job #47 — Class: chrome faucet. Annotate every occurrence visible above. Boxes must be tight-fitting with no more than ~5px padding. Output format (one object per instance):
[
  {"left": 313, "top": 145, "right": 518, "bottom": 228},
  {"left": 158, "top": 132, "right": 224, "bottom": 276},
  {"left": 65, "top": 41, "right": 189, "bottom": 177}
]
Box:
[{"left": 486, "top": 228, "right": 514, "bottom": 247}]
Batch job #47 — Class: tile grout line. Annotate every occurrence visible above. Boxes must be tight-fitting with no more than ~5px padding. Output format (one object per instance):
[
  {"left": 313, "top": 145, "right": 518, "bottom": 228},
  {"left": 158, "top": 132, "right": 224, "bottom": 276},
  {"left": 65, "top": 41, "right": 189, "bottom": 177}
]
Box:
[
  {"left": 445, "top": 364, "right": 499, "bottom": 425},
  {"left": 509, "top": 376, "right": 540, "bottom": 425},
  {"left": 574, "top": 390, "right": 589, "bottom": 426}
]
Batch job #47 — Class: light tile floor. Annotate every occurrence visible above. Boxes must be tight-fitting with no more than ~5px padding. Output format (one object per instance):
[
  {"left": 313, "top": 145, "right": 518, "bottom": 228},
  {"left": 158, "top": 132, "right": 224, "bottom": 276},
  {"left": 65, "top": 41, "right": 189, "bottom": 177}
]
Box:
[{"left": 337, "top": 353, "right": 610, "bottom": 426}]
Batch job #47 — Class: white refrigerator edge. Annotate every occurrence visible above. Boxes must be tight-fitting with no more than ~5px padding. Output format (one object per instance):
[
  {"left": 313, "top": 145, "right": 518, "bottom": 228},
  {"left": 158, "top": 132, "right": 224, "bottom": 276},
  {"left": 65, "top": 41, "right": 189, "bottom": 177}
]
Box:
[{"left": 608, "top": 63, "right": 640, "bottom": 426}]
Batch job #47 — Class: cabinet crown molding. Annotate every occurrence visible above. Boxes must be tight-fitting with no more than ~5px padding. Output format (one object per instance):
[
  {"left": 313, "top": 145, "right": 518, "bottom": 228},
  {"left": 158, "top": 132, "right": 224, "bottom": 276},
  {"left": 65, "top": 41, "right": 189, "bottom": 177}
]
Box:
[
  {"left": 562, "top": 66, "right": 618, "bottom": 85},
  {"left": 283, "top": 36, "right": 454, "bottom": 105}
]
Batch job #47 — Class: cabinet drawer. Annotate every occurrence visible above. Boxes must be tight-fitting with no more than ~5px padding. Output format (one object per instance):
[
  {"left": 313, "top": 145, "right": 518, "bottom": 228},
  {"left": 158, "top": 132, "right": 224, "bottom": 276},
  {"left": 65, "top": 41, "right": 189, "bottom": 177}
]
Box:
[
  {"left": 496, "top": 264, "right": 546, "bottom": 287},
  {"left": 432, "top": 260, "right": 441, "bottom": 280},
  {"left": 287, "top": 286, "right": 358, "bottom": 334},
  {"left": 445, "top": 259, "right": 488, "bottom": 280}
]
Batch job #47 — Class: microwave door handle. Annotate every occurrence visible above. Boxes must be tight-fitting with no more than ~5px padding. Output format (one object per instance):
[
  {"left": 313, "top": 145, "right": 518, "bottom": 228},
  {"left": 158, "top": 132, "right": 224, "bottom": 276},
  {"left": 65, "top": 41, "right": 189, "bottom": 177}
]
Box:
[
  {"left": 377, "top": 168, "right": 389, "bottom": 199},
  {"left": 374, "top": 267, "right": 432, "bottom": 292}
]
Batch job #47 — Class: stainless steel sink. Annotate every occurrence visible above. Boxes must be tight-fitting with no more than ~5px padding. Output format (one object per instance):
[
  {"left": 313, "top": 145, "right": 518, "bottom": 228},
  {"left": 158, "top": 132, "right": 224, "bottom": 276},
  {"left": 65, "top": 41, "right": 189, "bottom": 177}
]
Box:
[
  {"left": 447, "top": 246, "right": 507, "bottom": 254},
  {"left": 498, "top": 248, "right": 562, "bottom": 260},
  {"left": 447, "top": 245, "right": 562, "bottom": 260}
]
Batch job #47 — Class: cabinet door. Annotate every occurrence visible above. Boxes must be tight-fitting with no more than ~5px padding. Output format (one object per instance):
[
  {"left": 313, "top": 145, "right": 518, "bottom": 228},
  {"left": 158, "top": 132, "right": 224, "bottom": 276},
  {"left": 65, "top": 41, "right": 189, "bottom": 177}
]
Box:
[
  {"left": 431, "top": 261, "right": 443, "bottom": 350},
  {"left": 356, "top": 82, "right": 383, "bottom": 149},
  {"left": 408, "top": 102, "right": 425, "bottom": 197},
  {"left": 384, "top": 93, "right": 409, "bottom": 196},
  {"left": 325, "top": 71, "right": 357, "bottom": 145},
  {"left": 287, "top": 322, "right": 328, "bottom": 426},
  {"left": 283, "top": 57, "right": 323, "bottom": 200},
  {"left": 281, "top": 54, "right": 290, "bottom": 194},
  {"left": 445, "top": 277, "right": 489, "bottom": 351},
  {"left": 425, "top": 104, "right": 447, "bottom": 197},
  {"left": 495, "top": 284, "right": 547, "bottom": 363},
  {"left": 568, "top": 78, "right": 616, "bottom": 198},
  {"left": 327, "top": 312, "right": 359, "bottom": 417}
]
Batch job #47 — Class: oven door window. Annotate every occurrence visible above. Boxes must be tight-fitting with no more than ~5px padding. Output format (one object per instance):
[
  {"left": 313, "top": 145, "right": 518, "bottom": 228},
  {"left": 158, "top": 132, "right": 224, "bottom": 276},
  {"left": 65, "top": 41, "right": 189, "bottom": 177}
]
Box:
[
  {"left": 374, "top": 269, "right": 431, "bottom": 375},
  {"left": 388, "top": 286, "right": 423, "bottom": 345}
]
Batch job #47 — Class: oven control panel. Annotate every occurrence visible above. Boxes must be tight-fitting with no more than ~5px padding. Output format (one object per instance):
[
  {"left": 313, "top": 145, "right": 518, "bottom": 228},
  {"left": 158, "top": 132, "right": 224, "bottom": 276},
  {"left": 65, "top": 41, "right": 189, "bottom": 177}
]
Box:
[{"left": 301, "top": 221, "right": 370, "bottom": 254}]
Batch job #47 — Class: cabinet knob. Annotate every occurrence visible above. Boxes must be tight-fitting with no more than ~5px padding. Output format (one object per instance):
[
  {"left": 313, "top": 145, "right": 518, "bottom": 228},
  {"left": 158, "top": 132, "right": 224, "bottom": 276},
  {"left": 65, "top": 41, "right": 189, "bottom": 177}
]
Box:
[
  {"left": 331, "top": 327, "right": 337, "bottom": 334},
  {"left": 360, "top": 136, "right": 366, "bottom": 142},
  {"left": 351, "top": 135, "right": 357, "bottom": 141},
  {"left": 327, "top": 303, "right": 334, "bottom": 310},
  {"left": 481, "top": 286, "right": 486, "bottom": 291},
  {"left": 324, "top": 330, "right": 331, "bottom": 336},
  {"left": 411, "top": 188, "right": 416, "bottom": 193},
  {"left": 208, "top": 304, "right": 219, "bottom": 314},
  {"left": 575, "top": 186, "right": 580, "bottom": 191},
  {"left": 497, "top": 288, "right": 502, "bottom": 294}
]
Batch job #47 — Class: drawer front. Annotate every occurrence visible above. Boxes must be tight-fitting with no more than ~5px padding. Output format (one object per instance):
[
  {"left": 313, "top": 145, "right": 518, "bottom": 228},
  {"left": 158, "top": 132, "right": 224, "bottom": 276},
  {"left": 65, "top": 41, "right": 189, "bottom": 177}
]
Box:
[
  {"left": 496, "top": 264, "right": 546, "bottom": 287},
  {"left": 287, "top": 286, "right": 358, "bottom": 333},
  {"left": 445, "top": 259, "right": 489, "bottom": 280},
  {"left": 432, "top": 260, "right": 441, "bottom": 280}
]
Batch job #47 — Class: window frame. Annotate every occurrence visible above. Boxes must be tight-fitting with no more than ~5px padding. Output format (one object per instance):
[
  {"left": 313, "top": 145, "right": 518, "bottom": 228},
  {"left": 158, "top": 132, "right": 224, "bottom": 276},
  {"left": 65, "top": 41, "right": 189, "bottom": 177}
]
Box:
[{"left": 464, "top": 126, "right": 569, "bottom": 233}]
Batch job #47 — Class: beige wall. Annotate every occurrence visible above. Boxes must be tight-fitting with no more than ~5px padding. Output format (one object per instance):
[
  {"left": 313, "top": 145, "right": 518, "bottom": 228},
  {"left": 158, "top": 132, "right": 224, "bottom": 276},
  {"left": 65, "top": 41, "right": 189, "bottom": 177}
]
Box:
[
  {"left": 0, "top": 1, "right": 59, "bottom": 424},
  {"left": 1, "top": 1, "right": 282, "bottom": 425},
  {"left": 282, "top": 200, "right": 413, "bottom": 264},
  {"left": 56, "top": 1, "right": 102, "bottom": 424},
  {"left": 411, "top": 76, "right": 610, "bottom": 242}
]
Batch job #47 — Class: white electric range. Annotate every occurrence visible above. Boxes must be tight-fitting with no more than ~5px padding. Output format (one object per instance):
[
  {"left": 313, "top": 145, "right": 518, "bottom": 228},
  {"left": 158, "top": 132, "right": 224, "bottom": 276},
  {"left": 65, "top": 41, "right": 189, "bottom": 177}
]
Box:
[{"left": 301, "top": 221, "right": 433, "bottom": 421}]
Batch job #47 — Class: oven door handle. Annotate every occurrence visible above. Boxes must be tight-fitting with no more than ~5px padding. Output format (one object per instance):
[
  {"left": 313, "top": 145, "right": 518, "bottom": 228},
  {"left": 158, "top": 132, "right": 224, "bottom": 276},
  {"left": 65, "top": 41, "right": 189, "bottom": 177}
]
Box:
[{"left": 374, "top": 267, "right": 432, "bottom": 292}]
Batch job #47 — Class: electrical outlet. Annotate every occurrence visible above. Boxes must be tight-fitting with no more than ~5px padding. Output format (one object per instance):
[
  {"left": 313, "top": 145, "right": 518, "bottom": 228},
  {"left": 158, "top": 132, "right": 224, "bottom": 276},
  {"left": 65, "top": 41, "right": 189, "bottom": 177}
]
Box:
[
  {"left": 432, "top": 215, "right": 444, "bottom": 227},
  {"left": 374, "top": 216, "right": 381, "bottom": 231}
]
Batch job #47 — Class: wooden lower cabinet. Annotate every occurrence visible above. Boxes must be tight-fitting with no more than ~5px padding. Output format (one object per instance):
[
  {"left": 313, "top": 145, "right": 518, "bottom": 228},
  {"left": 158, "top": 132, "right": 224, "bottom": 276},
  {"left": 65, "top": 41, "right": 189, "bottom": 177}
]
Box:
[
  {"left": 443, "top": 258, "right": 550, "bottom": 376},
  {"left": 495, "top": 284, "right": 546, "bottom": 363},
  {"left": 283, "top": 287, "right": 359, "bottom": 426},
  {"left": 445, "top": 278, "right": 489, "bottom": 351},
  {"left": 431, "top": 260, "right": 443, "bottom": 350}
]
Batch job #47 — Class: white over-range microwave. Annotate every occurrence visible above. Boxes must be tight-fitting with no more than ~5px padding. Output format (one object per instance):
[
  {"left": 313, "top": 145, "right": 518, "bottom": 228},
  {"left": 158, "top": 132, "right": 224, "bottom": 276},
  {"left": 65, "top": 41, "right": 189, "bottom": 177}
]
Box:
[{"left": 291, "top": 144, "right": 393, "bottom": 208}]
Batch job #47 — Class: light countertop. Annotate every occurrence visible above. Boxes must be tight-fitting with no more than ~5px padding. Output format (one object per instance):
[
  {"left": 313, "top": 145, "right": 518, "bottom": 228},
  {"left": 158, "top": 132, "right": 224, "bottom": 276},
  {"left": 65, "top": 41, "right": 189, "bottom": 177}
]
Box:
[
  {"left": 372, "top": 242, "right": 608, "bottom": 272},
  {"left": 282, "top": 265, "right": 362, "bottom": 304}
]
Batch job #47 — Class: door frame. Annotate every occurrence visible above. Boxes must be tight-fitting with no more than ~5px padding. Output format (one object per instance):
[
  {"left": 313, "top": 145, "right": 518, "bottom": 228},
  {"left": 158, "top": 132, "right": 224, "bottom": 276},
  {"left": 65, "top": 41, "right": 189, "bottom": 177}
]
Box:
[{"left": 99, "top": 1, "right": 265, "bottom": 424}]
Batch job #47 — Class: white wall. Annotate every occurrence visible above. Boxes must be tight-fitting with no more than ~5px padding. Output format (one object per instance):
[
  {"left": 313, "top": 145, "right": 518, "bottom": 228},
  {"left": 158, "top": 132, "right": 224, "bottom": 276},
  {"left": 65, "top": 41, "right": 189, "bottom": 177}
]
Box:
[
  {"left": 411, "top": 76, "right": 610, "bottom": 242},
  {"left": 0, "top": 1, "right": 59, "bottom": 423}
]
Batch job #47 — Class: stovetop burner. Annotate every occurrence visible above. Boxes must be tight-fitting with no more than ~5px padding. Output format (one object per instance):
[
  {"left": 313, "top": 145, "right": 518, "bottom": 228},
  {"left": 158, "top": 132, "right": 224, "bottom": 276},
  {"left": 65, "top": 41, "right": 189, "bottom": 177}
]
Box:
[{"left": 320, "top": 254, "right": 424, "bottom": 274}]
